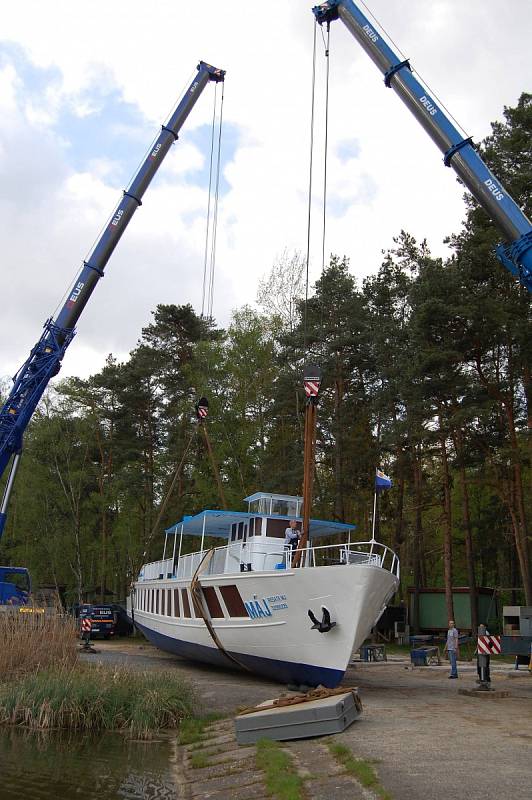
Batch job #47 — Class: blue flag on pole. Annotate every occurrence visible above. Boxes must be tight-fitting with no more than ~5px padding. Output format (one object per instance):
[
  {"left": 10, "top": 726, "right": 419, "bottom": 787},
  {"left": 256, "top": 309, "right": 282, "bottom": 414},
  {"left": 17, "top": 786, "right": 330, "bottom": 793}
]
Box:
[{"left": 375, "top": 469, "right": 392, "bottom": 492}]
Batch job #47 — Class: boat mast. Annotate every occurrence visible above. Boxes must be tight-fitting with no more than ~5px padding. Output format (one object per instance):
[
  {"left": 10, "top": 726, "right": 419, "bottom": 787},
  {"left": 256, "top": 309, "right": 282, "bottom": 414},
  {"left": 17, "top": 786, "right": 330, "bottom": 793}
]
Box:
[
  {"left": 196, "top": 396, "right": 228, "bottom": 510},
  {"left": 295, "top": 364, "right": 322, "bottom": 566}
]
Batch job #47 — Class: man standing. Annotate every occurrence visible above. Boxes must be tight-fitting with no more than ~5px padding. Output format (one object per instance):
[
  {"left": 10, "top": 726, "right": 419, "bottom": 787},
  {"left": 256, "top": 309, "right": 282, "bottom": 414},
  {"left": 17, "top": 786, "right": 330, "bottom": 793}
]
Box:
[
  {"left": 444, "top": 619, "right": 459, "bottom": 679},
  {"left": 284, "top": 519, "right": 300, "bottom": 551}
]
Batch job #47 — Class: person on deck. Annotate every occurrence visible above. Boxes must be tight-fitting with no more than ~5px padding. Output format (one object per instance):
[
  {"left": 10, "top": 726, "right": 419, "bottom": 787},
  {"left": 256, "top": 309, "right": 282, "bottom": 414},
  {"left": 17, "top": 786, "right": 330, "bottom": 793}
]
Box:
[
  {"left": 444, "top": 619, "right": 459, "bottom": 679},
  {"left": 284, "top": 519, "right": 300, "bottom": 551}
]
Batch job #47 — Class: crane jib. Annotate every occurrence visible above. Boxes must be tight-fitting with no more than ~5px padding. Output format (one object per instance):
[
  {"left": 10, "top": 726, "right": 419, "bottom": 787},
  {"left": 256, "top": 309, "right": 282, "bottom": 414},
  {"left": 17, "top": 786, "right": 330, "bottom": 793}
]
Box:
[
  {"left": 311, "top": 0, "right": 532, "bottom": 291},
  {"left": 0, "top": 60, "right": 225, "bottom": 540}
]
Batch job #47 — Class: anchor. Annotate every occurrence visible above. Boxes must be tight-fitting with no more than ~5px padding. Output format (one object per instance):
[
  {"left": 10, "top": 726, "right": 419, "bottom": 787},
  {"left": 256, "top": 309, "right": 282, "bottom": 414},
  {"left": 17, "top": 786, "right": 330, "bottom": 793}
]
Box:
[{"left": 308, "top": 606, "right": 336, "bottom": 633}]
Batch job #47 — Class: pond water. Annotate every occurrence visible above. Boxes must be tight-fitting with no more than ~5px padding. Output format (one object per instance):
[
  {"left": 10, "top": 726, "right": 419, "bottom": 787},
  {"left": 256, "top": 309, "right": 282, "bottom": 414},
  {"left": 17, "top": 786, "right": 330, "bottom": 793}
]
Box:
[{"left": 0, "top": 727, "right": 180, "bottom": 799}]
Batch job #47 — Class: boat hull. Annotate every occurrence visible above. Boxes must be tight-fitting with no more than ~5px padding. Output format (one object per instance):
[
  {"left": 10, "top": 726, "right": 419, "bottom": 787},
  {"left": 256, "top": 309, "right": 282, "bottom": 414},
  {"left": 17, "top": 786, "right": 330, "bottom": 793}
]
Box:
[{"left": 131, "top": 563, "right": 398, "bottom": 688}]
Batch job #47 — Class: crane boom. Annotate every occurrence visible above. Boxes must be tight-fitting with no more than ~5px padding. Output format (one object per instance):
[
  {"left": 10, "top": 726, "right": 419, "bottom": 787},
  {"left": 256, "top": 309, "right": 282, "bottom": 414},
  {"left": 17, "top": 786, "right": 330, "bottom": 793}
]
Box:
[
  {"left": 0, "top": 61, "right": 225, "bottom": 539},
  {"left": 312, "top": 0, "right": 532, "bottom": 291}
]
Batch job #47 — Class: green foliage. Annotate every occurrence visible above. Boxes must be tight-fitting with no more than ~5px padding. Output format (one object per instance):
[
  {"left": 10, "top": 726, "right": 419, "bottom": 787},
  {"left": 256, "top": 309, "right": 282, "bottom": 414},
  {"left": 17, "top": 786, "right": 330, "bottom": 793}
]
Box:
[
  {"left": 177, "top": 712, "right": 226, "bottom": 745},
  {"left": 328, "top": 742, "right": 392, "bottom": 800},
  {"left": 1, "top": 93, "right": 530, "bottom": 606},
  {"left": 255, "top": 738, "right": 304, "bottom": 800},
  {"left": 0, "top": 664, "right": 195, "bottom": 738}
]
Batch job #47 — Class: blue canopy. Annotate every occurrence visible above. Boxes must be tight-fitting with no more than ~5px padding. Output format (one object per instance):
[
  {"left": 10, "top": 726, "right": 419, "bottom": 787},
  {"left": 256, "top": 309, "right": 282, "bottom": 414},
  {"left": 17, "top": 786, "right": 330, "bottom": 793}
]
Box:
[{"left": 165, "top": 509, "right": 356, "bottom": 538}]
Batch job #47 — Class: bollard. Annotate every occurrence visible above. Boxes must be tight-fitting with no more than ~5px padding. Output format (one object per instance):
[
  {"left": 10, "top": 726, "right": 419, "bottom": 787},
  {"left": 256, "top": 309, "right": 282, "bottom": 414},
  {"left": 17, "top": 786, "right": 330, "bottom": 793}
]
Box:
[
  {"left": 80, "top": 616, "right": 93, "bottom": 651},
  {"left": 477, "top": 653, "right": 491, "bottom": 690}
]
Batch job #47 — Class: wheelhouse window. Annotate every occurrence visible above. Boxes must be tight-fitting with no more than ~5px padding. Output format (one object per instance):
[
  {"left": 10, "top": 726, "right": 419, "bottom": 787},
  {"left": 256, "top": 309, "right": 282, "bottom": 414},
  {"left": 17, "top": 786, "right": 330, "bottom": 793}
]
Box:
[{"left": 266, "top": 518, "right": 291, "bottom": 538}]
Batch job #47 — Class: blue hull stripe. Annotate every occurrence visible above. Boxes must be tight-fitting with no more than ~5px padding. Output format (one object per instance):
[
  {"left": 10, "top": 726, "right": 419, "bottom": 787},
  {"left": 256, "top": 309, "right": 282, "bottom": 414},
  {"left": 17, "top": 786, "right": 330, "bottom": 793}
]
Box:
[{"left": 135, "top": 621, "right": 345, "bottom": 688}]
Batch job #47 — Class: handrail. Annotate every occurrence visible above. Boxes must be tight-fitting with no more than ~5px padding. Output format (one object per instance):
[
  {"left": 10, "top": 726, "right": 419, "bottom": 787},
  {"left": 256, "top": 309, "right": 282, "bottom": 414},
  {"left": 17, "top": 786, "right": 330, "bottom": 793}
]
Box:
[{"left": 139, "top": 539, "right": 399, "bottom": 580}]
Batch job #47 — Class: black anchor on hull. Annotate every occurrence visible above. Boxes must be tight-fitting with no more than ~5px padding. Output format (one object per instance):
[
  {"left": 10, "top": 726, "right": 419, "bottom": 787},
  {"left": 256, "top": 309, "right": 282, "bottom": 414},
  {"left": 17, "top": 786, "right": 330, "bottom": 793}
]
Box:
[{"left": 308, "top": 606, "right": 336, "bottom": 633}]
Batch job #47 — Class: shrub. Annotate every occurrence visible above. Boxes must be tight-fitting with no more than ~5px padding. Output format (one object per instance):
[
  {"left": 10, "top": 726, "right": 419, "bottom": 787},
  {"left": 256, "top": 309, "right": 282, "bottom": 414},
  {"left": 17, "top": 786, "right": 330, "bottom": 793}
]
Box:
[
  {"left": 0, "top": 609, "right": 77, "bottom": 679},
  {"left": 0, "top": 664, "right": 195, "bottom": 738}
]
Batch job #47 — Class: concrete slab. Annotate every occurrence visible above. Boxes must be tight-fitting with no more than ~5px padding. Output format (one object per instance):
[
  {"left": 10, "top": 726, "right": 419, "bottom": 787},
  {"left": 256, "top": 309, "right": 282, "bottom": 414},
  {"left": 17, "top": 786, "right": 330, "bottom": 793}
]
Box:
[{"left": 458, "top": 688, "right": 510, "bottom": 698}]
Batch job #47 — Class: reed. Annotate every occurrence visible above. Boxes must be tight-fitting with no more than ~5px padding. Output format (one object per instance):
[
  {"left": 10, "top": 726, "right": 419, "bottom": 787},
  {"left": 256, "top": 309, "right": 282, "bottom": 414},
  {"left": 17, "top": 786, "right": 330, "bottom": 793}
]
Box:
[
  {"left": 0, "top": 609, "right": 77, "bottom": 679},
  {"left": 0, "top": 663, "right": 195, "bottom": 738}
]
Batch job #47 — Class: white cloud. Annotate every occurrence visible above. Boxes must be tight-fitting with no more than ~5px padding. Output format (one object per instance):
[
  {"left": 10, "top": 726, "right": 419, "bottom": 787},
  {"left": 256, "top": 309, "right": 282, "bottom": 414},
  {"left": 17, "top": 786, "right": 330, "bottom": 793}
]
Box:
[{"left": 0, "top": 0, "right": 529, "bottom": 386}]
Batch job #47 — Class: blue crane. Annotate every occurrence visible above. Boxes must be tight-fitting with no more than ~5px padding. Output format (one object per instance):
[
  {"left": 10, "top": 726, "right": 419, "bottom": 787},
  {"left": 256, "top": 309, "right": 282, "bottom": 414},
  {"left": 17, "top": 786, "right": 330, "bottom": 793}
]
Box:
[
  {"left": 0, "top": 61, "right": 225, "bottom": 540},
  {"left": 312, "top": 0, "right": 532, "bottom": 292}
]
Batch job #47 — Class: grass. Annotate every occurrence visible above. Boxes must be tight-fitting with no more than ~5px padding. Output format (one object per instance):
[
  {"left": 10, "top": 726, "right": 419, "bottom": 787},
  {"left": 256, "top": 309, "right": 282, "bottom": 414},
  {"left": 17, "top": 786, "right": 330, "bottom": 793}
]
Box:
[
  {"left": 177, "top": 712, "right": 227, "bottom": 745},
  {"left": 190, "top": 751, "right": 210, "bottom": 769},
  {"left": 0, "top": 663, "right": 195, "bottom": 738},
  {"left": 0, "top": 609, "right": 77, "bottom": 679},
  {"left": 328, "top": 741, "right": 392, "bottom": 800},
  {"left": 255, "top": 739, "right": 304, "bottom": 800}
]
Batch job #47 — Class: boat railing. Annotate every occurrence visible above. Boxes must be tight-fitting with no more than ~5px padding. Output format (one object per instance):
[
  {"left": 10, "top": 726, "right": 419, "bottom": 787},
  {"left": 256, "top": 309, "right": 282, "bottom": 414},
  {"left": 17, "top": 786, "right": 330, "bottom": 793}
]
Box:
[
  {"left": 139, "top": 540, "right": 399, "bottom": 581},
  {"left": 286, "top": 540, "right": 400, "bottom": 579},
  {"left": 139, "top": 558, "right": 174, "bottom": 581}
]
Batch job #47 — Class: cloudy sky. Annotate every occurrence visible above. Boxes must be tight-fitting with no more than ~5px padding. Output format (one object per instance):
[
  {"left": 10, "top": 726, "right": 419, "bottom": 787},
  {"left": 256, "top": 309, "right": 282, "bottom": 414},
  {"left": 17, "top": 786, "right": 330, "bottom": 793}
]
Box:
[{"left": 1, "top": 0, "right": 530, "bottom": 382}]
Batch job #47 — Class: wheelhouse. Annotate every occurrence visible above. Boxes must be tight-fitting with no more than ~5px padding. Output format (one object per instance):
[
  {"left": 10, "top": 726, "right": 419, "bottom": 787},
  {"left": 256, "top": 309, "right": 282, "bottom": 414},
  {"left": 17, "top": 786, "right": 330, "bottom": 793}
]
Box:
[{"left": 137, "top": 492, "right": 399, "bottom": 583}]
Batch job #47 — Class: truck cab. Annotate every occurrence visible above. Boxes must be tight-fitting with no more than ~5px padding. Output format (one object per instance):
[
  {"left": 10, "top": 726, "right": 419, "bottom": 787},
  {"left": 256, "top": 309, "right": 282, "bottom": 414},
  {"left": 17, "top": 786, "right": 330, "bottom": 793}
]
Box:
[{"left": 0, "top": 566, "right": 31, "bottom": 606}]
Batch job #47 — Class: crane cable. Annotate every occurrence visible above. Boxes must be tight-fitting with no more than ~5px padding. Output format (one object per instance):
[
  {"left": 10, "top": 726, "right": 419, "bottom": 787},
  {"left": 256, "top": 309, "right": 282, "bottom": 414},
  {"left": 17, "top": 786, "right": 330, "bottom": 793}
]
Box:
[
  {"left": 320, "top": 23, "right": 331, "bottom": 274},
  {"left": 201, "top": 84, "right": 218, "bottom": 318},
  {"left": 303, "top": 20, "right": 318, "bottom": 354},
  {"left": 202, "top": 82, "right": 225, "bottom": 321},
  {"left": 304, "top": 21, "right": 332, "bottom": 353}
]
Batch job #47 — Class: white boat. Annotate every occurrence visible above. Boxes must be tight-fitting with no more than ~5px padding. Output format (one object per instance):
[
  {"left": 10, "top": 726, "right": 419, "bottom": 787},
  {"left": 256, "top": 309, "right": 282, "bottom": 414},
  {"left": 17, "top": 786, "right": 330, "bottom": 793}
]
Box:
[{"left": 129, "top": 492, "right": 399, "bottom": 688}]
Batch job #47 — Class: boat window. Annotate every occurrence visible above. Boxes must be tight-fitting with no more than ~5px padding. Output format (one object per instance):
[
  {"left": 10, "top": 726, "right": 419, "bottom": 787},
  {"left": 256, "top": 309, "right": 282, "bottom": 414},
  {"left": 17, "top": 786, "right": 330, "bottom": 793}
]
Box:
[
  {"left": 251, "top": 517, "right": 263, "bottom": 536},
  {"left": 166, "top": 589, "right": 171, "bottom": 616},
  {"left": 181, "top": 588, "right": 191, "bottom": 618},
  {"left": 155, "top": 590, "right": 160, "bottom": 615},
  {"left": 202, "top": 586, "right": 225, "bottom": 618},
  {"left": 248, "top": 497, "right": 269, "bottom": 514},
  {"left": 150, "top": 589, "right": 155, "bottom": 614},
  {"left": 219, "top": 585, "right": 248, "bottom": 618},
  {"left": 230, "top": 523, "right": 237, "bottom": 542},
  {"left": 161, "top": 590, "right": 166, "bottom": 615},
  {"left": 173, "top": 589, "right": 180, "bottom": 617},
  {"left": 237, "top": 522, "right": 244, "bottom": 541},
  {"left": 265, "top": 518, "right": 290, "bottom": 538}
]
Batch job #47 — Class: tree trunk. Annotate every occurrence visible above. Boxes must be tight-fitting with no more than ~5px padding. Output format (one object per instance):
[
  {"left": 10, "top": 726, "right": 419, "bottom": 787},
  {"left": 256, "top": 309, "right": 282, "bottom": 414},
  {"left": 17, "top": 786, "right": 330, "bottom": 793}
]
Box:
[
  {"left": 439, "top": 416, "right": 454, "bottom": 622},
  {"left": 474, "top": 352, "right": 531, "bottom": 603},
  {"left": 454, "top": 428, "right": 477, "bottom": 633},
  {"left": 333, "top": 358, "right": 345, "bottom": 522},
  {"left": 412, "top": 451, "right": 424, "bottom": 634}
]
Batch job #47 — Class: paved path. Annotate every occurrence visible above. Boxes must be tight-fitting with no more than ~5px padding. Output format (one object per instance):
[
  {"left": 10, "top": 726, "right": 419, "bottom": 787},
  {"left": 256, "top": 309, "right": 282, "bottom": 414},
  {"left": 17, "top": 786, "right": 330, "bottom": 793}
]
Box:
[
  {"left": 86, "top": 641, "right": 532, "bottom": 799},
  {"left": 177, "top": 718, "right": 367, "bottom": 799}
]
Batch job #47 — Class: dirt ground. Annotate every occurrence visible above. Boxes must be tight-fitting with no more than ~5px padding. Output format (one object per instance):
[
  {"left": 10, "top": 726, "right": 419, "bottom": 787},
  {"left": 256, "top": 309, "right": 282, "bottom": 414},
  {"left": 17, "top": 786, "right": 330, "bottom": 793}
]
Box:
[{"left": 85, "top": 640, "right": 532, "bottom": 799}]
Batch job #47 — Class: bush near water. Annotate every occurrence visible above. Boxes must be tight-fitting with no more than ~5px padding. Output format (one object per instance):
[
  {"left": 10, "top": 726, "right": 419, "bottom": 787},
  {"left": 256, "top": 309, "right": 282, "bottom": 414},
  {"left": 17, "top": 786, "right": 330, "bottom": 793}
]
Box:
[{"left": 0, "top": 611, "right": 195, "bottom": 737}]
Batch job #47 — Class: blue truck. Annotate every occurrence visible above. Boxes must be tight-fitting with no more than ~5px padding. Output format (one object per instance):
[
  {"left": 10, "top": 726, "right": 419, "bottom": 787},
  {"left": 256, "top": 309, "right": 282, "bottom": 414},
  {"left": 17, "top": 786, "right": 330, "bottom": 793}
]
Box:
[
  {"left": 0, "top": 566, "right": 31, "bottom": 606},
  {"left": 76, "top": 604, "right": 116, "bottom": 639}
]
